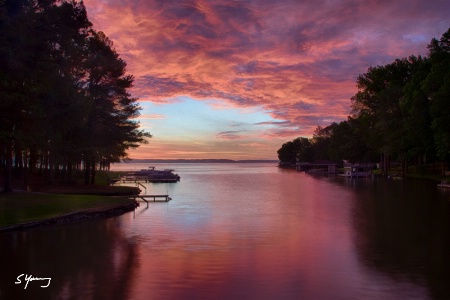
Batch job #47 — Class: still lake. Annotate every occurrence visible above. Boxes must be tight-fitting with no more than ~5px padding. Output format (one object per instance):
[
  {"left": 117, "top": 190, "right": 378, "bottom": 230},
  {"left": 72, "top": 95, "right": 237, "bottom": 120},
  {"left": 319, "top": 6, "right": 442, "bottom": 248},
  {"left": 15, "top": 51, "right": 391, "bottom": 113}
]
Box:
[{"left": 1, "top": 163, "right": 449, "bottom": 300}]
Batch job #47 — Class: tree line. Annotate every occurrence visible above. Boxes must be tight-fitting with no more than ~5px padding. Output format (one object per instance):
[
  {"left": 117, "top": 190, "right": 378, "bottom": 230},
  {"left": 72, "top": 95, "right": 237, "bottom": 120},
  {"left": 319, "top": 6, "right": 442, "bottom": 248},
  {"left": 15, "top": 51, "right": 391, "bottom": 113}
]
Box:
[
  {"left": 0, "top": 0, "right": 151, "bottom": 191},
  {"left": 278, "top": 28, "right": 450, "bottom": 176}
]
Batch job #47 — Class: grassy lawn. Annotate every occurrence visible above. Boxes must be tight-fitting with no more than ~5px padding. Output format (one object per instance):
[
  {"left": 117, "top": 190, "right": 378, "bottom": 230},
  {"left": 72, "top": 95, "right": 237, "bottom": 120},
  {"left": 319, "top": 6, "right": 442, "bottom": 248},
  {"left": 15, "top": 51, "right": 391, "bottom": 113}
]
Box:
[
  {"left": 37, "top": 184, "right": 140, "bottom": 195},
  {"left": 0, "top": 169, "right": 141, "bottom": 229},
  {"left": 0, "top": 192, "right": 134, "bottom": 228}
]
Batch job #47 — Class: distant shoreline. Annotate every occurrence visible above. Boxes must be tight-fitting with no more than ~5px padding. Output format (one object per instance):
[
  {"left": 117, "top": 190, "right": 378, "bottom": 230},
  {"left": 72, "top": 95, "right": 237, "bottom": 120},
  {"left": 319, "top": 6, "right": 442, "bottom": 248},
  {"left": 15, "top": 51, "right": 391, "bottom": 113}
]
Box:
[{"left": 120, "top": 159, "right": 279, "bottom": 164}]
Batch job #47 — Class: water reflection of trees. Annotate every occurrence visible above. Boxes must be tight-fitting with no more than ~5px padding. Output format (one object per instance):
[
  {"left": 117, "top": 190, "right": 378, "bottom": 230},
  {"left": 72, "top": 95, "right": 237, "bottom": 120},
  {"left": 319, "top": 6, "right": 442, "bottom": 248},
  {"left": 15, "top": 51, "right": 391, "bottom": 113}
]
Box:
[
  {"left": 351, "top": 178, "right": 450, "bottom": 299},
  {"left": 0, "top": 216, "right": 138, "bottom": 300}
]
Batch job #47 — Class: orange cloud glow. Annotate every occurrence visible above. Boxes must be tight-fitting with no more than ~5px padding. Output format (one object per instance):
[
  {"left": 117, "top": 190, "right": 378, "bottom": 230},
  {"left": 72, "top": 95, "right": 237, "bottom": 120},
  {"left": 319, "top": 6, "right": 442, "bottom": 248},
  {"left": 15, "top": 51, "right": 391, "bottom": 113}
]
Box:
[{"left": 83, "top": 0, "right": 450, "bottom": 159}]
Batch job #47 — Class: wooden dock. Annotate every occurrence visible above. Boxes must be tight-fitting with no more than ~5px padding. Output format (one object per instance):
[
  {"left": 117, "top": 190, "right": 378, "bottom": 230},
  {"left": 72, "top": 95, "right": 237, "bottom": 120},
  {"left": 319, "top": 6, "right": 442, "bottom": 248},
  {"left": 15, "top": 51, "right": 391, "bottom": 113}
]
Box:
[{"left": 134, "top": 194, "right": 172, "bottom": 203}]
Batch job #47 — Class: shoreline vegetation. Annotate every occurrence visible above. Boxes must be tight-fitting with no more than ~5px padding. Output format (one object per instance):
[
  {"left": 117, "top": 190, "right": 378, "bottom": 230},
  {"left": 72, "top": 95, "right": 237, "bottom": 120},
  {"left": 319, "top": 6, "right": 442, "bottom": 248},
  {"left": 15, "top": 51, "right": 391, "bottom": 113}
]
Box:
[
  {"left": 1, "top": 1, "right": 149, "bottom": 230},
  {"left": 277, "top": 28, "right": 450, "bottom": 177},
  {"left": 279, "top": 161, "right": 450, "bottom": 183},
  {"left": 0, "top": 1, "right": 151, "bottom": 193}
]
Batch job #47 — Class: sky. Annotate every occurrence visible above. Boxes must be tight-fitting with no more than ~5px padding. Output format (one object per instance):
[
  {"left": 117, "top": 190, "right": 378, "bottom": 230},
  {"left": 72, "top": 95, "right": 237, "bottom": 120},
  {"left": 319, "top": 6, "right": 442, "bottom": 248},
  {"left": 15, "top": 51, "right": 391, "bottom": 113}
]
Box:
[{"left": 82, "top": 0, "right": 450, "bottom": 160}]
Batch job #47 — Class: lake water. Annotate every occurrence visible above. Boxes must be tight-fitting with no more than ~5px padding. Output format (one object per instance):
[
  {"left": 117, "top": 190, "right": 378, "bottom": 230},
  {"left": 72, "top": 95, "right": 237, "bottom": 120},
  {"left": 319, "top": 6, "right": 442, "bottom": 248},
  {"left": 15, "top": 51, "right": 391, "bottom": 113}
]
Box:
[{"left": 1, "top": 163, "right": 449, "bottom": 300}]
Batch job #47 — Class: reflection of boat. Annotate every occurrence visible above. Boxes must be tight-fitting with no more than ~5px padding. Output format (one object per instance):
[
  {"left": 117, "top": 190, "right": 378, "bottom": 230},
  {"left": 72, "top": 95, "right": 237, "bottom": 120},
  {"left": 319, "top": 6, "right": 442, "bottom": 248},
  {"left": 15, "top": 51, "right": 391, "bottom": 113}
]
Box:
[
  {"left": 437, "top": 181, "right": 450, "bottom": 189},
  {"left": 339, "top": 162, "right": 373, "bottom": 178},
  {"left": 121, "top": 166, "right": 180, "bottom": 183}
]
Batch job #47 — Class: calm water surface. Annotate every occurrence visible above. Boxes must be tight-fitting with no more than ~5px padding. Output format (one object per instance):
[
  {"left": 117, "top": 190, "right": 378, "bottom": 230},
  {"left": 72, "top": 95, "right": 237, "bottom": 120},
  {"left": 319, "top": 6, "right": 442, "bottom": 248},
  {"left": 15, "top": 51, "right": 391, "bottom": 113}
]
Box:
[{"left": 1, "top": 163, "right": 449, "bottom": 300}]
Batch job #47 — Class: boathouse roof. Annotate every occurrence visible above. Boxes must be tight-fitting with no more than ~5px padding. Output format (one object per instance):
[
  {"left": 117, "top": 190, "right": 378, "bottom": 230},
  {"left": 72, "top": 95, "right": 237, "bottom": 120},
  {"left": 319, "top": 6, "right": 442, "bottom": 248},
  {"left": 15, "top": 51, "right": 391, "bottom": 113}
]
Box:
[{"left": 297, "top": 160, "right": 337, "bottom": 166}]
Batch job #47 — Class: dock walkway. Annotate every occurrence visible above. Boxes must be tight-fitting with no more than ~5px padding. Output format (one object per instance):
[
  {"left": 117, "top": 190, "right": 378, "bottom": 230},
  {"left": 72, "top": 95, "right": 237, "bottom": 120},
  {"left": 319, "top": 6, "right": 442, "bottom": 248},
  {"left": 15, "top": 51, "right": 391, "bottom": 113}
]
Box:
[{"left": 134, "top": 194, "right": 172, "bottom": 203}]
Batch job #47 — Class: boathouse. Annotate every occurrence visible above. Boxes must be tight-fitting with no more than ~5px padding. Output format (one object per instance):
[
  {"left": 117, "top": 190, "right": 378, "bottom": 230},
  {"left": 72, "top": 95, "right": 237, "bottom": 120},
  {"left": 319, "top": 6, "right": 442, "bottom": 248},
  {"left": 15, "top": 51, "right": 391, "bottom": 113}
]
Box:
[{"left": 296, "top": 160, "right": 337, "bottom": 174}]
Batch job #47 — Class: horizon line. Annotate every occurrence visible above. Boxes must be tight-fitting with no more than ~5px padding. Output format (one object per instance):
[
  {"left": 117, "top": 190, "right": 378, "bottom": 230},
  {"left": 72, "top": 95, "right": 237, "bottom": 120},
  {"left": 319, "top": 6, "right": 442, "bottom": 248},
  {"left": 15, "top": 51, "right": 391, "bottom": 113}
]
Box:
[{"left": 118, "top": 158, "right": 280, "bottom": 162}]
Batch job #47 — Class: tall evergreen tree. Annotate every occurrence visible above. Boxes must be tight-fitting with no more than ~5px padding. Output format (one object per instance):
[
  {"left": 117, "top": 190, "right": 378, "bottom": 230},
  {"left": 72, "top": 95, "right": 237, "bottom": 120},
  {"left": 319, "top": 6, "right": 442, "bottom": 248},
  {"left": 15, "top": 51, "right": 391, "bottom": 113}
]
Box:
[
  {"left": 400, "top": 56, "right": 434, "bottom": 170},
  {"left": 351, "top": 57, "right": 422, "bottom": 174},
  {"left": 277, "top": 28, "right": 450, "bottom": 174},
  {"left": 82, "top": 30, "right": 150, "bottom": 184},
  {"left": 0, "top": 0, "right": 38, "bottom": 191},
  {"left": 424, "top": 28, "right": 450, "bottom": 173},
  {"left": 0, "top": 0, "right": 151, "bottom": 190}
]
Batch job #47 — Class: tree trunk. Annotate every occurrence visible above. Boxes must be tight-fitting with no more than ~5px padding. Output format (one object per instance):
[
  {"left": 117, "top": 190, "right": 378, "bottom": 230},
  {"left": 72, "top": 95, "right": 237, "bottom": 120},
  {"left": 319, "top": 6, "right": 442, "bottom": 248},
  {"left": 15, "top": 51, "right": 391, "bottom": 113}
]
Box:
[
  {"left": 84, "top": 159, "right": 91, "bottom": 185},
  {"left": 90, "top": 157, "right": 96, "bottom": 185},
  {"left": 23, "top": 149, "right": 28, "bottom": 188},
  {"left": 3, "top": 142, "right": 13, "bottom": 192},
  {"left": 14, "top": 146, "right": 23, "bottom": 178},
  {"left": 47, "top": 152, "right": 54, "bottom": 184},
  {"left": 67, "top": 161, "right": 73, "bottom": 183},
  {"left": 29, "top": 147, "right": 37, "bottom": 174},
  {"left": 403, "top": 156, "right": 407, "bottom": 176},
  {"left": 381, "top": 152, "right": 389, "bottom": 176}
]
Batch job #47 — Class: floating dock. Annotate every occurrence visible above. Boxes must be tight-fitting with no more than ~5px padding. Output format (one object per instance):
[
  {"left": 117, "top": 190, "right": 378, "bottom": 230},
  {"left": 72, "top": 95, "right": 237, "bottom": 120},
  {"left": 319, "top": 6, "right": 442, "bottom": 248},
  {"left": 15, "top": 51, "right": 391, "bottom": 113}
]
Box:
[{"left": 134, "top": 194, "right": 172, "bottom": 203}]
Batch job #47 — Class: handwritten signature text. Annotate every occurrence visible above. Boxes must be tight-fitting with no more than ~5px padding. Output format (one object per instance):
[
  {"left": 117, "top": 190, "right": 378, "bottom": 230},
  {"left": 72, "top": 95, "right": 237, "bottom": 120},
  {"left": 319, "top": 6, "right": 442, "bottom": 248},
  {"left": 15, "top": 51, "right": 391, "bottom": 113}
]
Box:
[{"left": 15, "top": 274, "right": 51, "bottom": 289}]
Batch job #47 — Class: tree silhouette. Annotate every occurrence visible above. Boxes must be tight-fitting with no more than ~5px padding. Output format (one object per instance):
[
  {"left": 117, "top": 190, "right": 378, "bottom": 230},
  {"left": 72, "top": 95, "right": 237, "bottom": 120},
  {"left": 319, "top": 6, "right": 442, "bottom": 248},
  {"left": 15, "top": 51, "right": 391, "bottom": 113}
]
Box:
[{"left": 0, "top": 0, "right": 151, "bottom": 189}]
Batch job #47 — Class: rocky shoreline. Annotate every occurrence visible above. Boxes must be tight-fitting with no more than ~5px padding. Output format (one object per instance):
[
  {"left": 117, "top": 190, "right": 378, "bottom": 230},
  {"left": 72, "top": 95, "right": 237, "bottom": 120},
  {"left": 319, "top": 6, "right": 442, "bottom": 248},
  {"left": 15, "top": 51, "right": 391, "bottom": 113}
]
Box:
[{"left": 0, "top": 201, "right": 138, "bottom": 232}]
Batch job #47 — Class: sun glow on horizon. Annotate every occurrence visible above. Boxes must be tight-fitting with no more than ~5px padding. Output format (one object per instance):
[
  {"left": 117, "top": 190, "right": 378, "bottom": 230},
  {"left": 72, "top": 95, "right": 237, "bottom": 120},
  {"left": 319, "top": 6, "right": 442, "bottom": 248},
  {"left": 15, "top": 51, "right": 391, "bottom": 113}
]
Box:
[{"left": 131, "top": 96, "right": 289, "bottom": 160}]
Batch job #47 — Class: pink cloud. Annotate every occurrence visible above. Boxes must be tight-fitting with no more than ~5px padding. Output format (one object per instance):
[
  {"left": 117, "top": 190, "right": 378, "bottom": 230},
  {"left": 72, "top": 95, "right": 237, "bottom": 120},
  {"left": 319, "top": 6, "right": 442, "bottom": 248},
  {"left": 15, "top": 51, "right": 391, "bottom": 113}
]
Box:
[{"left": 82, "top": 0, "right": 450, "bottom": 158}]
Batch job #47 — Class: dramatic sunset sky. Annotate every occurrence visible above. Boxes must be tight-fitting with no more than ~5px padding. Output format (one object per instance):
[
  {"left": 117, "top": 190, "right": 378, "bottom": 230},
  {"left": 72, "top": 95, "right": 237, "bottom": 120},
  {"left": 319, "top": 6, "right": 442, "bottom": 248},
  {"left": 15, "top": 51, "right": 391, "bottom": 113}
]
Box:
[{"left": 83, "top": 0, "right": 450, "bottom": 160}]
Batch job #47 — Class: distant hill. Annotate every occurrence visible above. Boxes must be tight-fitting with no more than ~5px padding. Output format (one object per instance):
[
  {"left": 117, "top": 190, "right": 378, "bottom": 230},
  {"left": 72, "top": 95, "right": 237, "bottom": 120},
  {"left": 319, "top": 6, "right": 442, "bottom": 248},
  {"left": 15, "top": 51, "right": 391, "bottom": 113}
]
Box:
[{"left": 123, "top": 159, "right": 279, "bottom": 164}]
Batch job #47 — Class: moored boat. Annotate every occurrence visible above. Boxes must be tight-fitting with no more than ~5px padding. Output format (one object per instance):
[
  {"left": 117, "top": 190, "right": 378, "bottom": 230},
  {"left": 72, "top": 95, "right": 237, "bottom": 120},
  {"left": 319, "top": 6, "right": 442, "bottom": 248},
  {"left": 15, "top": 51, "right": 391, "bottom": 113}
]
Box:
[
  {"left": 339, "top": 162, "right": 373, "bottom": 178},
  {"left": 121, "top": 166, "right": 180, "bottom": 182}
]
